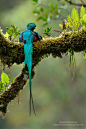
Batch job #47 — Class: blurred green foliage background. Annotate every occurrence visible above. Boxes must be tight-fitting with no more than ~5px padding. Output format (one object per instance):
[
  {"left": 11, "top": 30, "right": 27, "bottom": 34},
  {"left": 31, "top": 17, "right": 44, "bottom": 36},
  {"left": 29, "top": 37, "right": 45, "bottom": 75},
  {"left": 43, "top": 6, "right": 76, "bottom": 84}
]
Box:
[{"left": 0, "top": 0, "right": 86, "bottom": 129}]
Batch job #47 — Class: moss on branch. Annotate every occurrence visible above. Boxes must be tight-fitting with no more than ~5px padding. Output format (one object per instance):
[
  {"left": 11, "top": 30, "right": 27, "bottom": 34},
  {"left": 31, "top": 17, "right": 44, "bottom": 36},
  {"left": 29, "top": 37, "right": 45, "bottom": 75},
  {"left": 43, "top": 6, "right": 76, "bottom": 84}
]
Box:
[
  {"left": 0, "top": 28, "right": 86, "bottom": 116},
  {"left": 0, "top": 29, "right": 86, "bottom": 66}
]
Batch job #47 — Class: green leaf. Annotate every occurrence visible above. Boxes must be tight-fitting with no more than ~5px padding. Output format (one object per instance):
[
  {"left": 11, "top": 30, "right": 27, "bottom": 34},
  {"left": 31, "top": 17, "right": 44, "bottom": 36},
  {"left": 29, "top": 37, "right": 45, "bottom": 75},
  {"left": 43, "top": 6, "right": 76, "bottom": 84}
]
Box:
[
  {"left": 73, "top": 56, "right": 76, "bottom": 78},
  {"left": 41, "top": 17, "right": 47, "bottom": 21},
  {"left": 80, "top": 14, "right": 86, "bottom": 28},
  {"left": 47, "top": 27, "right": 51, "bottom": 32},
  {"left": 8, "top": 74, "right": 10, "bottom": 80},
  {"left": 11, "top": 24, "right": 15, "bottom": 29},
  {"left": 36, "top": 16, "right": 42, "bottom": 21},
  {"left": 47, "top": 10, "right": 52, "bottom": 12},
  {"left": 6, "top": 24, "right": 20, "bottom": 41},
  {"left": 56, "top": 8, "right": 58, "bottom": 14},
  {"left": 15, "top": 27, "right": 18, "bottom": 29},
  {"left": 43, "top": 28, "right": 46, "bottom": 31},
  {"left": 1, "top": 72, "right": 10, "bottom": 86},
  {"left": 11, "top": 78, "right": 15, "bottom": 83},
  {"left": 7, "top": 29, "right": 11, "bottom": 34},
  {"left": 67, "top": 8, "right": 80, "bottom": 31},
  {"left": 83, "top": 53, "right": 86, "bottom": 59},
  {"left": 67, "top": 15, "right": 72, "bottom": 26},
  {"left": 55, "top": 3, "right": 58, "bottom": 8},
  {"left": 43, "top": 27, "right": 51, "bottom": 32},
  {"left": 32, "top": 10, "right": 40, "bottom": 14},
  {"left": 62, "top": 1, "right": 65, "bottom": 6},
  {"left": 71, "top": 8, "right": 79, "bottom": 23},
  {"left": 43, "top": 27, "right": 51, "bottom": 36},
  {"left": 80, "top": 6, "right": 85, "bottom": 18},
  {"left": 45, "top": 12, "right": 48, "bottom": 17},
  {"left": 59, "top": 24, "right": 63, "bottom": 29},
  {"left": 13, "top": 33, "right": 17, "bottom": 37},
  {"left": 19, "top": 90, "right": 21, "bottom": 94},
  {"left": 44, "top": 54, "right": 48, "bottom": 58},
  {"left": 32, "top": 0, "right": 38, "bottom": 2},
  {"left": 7, "top": 28, "right": 14, "bottom": 35},
  {"left": 0, "top": 81, "right": 5, "bottom": 91},
  {"left": 49, "top": 2, "right": 54, "bottom": 9},
  {"left": 40, "top": 7, "right": 44, "bottom": 12},
  {"left": 6, "top": 32, "right": 10, "bottom": 39},
  {"left": 82, "top": 14, "right": 86, "bottom": 23}
]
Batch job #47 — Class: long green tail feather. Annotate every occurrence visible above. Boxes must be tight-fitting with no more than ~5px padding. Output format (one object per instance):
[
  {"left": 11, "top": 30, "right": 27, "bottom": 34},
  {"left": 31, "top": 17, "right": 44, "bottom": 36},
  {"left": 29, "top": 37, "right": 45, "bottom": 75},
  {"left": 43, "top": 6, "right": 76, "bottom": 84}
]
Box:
[
  {"left": 28, "top": 52, "right": 36, "bottom": 116},
  {"left": 24, "top": 44, "right": 36, "bottom": 115},
  {"left": 29, "top": 75, "right": 36, "bottom": 116}
]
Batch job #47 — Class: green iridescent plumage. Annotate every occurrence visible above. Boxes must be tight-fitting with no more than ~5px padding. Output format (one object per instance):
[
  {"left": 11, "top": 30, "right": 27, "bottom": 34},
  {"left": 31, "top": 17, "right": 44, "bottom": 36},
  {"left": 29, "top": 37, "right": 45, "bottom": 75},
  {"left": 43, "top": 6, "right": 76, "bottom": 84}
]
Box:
[
  {"left": 19, "top": 23, "right": 42, "bottom": 115},
  {"left": 20, "top": 23, "right": 36, "bottom": 115}
]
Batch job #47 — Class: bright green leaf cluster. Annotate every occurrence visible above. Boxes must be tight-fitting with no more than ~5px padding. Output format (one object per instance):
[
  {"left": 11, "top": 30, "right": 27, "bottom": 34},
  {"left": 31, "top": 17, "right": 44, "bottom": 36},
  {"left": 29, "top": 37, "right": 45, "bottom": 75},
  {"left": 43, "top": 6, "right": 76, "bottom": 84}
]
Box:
[
  {"left": 6, "top": 24, "right": 20, "bottom": 42},
  {"left": 0, "top": 72, "right": 14, "bottom": 92},
  {"left": 43, "top": 27, "right": 52, "bottom": 36},
  {"left": 78, "top": 6, "right": 86, "bottom": 29},
  {"left": 80, "top": 6, "right": 86, "bottom": 28},
  {"left": 59, "top": 6, "right": 86, "bottom": 31},
  {"left": 1, "top": 72, "right": 10, "bottom": 86},
  {"left": 67, "top": 8, "right": 80, "bottom": 31}
]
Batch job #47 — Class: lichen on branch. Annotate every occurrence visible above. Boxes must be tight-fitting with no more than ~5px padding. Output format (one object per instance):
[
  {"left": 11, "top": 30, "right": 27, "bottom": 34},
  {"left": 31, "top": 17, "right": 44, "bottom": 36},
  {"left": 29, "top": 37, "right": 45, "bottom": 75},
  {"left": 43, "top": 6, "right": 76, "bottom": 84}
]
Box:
[{"left": 0, "top": 28, "right": 86, "bottom": 116}]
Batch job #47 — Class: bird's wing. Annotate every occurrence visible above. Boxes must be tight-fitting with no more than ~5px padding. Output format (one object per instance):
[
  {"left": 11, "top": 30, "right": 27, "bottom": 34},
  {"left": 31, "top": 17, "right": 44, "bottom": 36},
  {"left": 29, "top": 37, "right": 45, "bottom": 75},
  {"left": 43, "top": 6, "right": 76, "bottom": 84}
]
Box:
[
  {"left": 19, "top": 32, "right": 23, "bottom": 42},
  {"left": 33, "top": 31, "right": 42, "bottom": 41}
]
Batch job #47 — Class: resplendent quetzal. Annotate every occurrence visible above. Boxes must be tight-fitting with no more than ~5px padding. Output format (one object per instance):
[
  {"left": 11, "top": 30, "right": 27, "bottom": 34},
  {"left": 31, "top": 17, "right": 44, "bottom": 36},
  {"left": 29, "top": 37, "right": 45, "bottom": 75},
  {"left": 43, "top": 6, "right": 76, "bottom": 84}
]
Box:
[{"left": 19, "top": 23, "right": 42, "bottom": 115}]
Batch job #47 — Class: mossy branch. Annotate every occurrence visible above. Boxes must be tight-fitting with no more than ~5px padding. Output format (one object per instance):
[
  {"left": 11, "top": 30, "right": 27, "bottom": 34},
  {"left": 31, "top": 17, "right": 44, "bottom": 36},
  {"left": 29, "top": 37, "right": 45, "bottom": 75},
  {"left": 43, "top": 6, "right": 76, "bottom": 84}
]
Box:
[{"left": 0, "top": 28, "right": 86, "bottom": 116}]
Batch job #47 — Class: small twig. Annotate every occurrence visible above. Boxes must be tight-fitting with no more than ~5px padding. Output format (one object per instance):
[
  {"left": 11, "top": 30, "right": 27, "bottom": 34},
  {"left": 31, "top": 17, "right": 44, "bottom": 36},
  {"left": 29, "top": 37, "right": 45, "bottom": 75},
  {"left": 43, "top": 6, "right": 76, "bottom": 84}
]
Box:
[{"left": 65, "top": 0, "right": 86, "bottom": 7}]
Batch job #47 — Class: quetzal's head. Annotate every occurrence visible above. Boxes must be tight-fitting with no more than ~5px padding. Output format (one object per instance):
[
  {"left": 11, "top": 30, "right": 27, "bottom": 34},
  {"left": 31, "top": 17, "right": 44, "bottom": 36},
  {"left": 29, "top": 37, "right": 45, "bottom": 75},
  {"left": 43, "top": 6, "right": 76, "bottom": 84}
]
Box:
[{"left": 27, "top": 23, "right": 36, "bottom": 31}]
